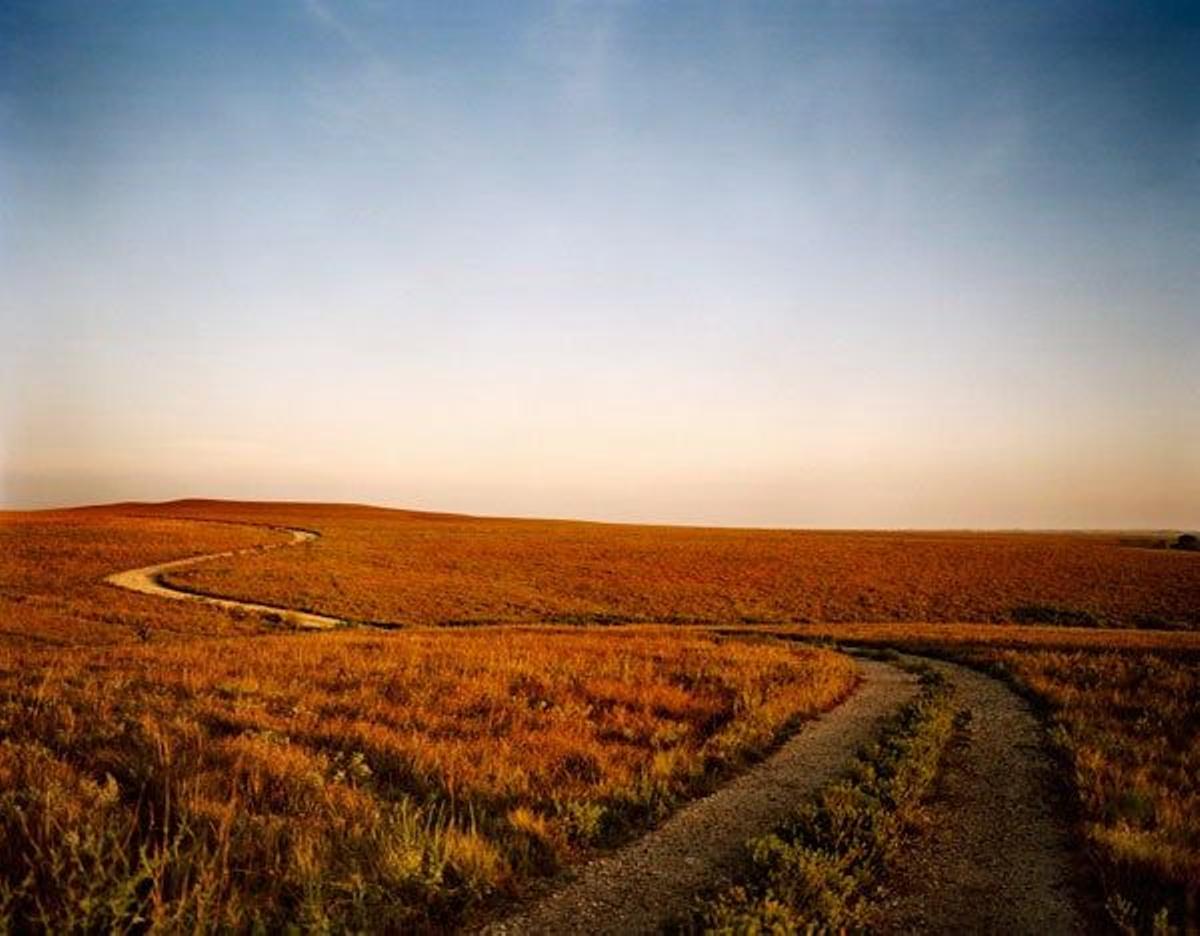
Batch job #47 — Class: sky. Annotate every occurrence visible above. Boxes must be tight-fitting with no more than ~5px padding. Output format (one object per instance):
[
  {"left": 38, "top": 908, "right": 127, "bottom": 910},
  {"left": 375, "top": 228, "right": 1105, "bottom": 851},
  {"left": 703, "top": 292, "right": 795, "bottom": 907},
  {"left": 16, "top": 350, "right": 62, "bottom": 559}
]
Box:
[{"left": 1, "top": 1, "right": 1197, "bottom": 527}]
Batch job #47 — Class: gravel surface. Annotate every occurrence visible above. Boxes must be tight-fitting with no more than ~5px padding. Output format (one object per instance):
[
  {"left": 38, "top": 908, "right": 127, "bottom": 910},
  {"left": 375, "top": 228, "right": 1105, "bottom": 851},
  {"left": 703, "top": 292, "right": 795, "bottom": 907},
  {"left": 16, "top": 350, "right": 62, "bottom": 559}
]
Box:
[
  {"left": 481, "top": 658, "right": 919, "bottom": 936},
  {"left": 872, "top": 658, "right": 1089, "bottom": 935},
  {"left": 104, "top": 527, "right": 345, "bottom": 629}
]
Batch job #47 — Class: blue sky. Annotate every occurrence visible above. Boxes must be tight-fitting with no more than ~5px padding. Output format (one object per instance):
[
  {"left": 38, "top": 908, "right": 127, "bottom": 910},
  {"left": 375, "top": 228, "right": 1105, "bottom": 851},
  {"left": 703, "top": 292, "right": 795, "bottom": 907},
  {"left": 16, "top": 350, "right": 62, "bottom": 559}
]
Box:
[{"left": 2, "top": 1, "right": 1197, "bottom": 526}]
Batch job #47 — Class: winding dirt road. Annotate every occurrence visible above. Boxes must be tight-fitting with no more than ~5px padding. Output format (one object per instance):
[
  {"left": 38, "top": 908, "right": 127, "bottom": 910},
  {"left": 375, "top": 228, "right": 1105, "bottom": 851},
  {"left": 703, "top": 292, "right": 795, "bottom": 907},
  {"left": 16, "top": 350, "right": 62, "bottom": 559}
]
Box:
[
  {"left": 104, "top": 525, "right": 345, "bottom": 629},
  {"left": 103, "top": 522, "right": 1088, "bottom": 932}
]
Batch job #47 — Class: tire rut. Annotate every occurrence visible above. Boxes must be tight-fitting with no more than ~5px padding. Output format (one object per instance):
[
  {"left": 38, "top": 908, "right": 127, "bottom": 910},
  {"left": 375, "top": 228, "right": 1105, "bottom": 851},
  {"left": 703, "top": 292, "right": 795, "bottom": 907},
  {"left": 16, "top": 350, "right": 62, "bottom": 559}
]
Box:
[{"left": 871, "top": 657, "right": 1089, "bottom": 934}]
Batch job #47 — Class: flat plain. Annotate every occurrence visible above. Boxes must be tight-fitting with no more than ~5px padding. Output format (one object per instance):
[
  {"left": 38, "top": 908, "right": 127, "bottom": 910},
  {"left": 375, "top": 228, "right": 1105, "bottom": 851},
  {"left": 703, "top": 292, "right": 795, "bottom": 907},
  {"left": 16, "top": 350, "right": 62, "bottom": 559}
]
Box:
[
  {"left": 149, "top": 499, "right": 1199, "bottom": 629},
  {"left": 1, "top": 500, "right": 1197, "bottom": 932}
]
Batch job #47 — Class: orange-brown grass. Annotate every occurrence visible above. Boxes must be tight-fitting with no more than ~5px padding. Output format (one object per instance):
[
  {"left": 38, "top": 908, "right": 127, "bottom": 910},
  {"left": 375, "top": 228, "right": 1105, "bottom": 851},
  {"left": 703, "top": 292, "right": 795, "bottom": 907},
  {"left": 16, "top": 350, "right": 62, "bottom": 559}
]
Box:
[
  {"left": 0, "top": 508, "right": 294, "bottom": 646},
  {"left": 726, "top": 620, "right": 1200, "bottom": 654},
  {"left": 5, "top": 501, "right": 1199, "bottom": 929},
  {"left": 746, "top": 623, "right": 1200, "bottom": 932},
  {"left": 0, "top": 627, "right": 854, "bottom": 930},
  {"left": 993, "top": 650, "right": 1199, "bottom": 933},
  {"left": 134, "top": 500, "right": 1200, "bottom": 630}
]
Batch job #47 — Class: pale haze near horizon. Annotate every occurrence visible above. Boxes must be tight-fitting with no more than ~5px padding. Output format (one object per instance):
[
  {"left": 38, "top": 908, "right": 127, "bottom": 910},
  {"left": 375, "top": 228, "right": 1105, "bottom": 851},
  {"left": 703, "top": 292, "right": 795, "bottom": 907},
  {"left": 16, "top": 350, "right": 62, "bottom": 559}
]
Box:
[{"left": 2, "top": 1, "right": 1198, "bottom": 528}]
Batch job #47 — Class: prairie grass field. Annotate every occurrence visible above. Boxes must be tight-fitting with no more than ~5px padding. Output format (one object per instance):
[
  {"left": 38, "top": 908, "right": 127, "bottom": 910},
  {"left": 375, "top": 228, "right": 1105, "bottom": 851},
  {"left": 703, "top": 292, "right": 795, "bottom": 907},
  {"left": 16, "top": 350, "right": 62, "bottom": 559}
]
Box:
[
  {"left": 148, "top": 500, "right": 1199, "bottom": 630},
  {"left": 0, "top": 508, "right": 290, "bottom": 646},
  {"left": 0, "top": 509, "right": 857, "bottom": 930},
  {"left": 1, "top": 500, "right": 1198, "bottom": 931},
  {"left": 0, "top": 627, "right": 853, "bottom": 929}
]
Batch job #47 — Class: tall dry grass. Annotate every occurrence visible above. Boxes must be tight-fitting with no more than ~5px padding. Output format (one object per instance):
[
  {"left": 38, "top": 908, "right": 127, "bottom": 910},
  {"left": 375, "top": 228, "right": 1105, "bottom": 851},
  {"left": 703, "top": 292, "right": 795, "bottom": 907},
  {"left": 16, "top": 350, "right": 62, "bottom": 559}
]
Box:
[
  {"left": 0, "top": 628, "right": 853, "bottom": 930},
  {"left": 992, "top": 650, "right": 1200, "bottom": 933}
]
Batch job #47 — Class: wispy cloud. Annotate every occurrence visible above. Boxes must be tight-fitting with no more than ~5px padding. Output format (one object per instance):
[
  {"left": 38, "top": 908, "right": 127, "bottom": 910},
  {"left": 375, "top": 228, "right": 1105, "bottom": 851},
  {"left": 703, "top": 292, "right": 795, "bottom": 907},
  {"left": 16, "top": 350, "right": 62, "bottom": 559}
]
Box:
[
  {"left": 531, "top": 0, "right": 624, "bottom": 114},
  {"left": 302, "top": 0, "right": 374, "bottom": 58}
]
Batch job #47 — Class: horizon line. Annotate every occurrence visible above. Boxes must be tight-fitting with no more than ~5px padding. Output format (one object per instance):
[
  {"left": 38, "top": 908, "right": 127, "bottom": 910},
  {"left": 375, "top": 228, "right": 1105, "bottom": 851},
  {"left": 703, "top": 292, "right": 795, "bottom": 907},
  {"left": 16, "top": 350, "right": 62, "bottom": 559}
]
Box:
[{"left": 1, "top": 496, "right": 1191, "bottom": 536}]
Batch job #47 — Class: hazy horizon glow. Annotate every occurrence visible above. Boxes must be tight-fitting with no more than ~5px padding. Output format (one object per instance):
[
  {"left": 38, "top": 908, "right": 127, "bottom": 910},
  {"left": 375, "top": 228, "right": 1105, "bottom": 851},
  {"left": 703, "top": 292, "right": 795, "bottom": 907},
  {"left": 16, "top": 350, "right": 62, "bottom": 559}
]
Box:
[{"left": 3, "top": 1, "right": 1198, "bottom": 527}]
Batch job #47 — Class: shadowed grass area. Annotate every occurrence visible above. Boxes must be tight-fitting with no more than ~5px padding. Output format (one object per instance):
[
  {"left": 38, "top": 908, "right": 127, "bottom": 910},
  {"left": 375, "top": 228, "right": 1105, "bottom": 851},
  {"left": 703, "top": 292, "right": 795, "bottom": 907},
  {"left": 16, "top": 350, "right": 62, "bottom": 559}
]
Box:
[{"left": 1011, "top": 604, "right": 1098, "bottom": 627}]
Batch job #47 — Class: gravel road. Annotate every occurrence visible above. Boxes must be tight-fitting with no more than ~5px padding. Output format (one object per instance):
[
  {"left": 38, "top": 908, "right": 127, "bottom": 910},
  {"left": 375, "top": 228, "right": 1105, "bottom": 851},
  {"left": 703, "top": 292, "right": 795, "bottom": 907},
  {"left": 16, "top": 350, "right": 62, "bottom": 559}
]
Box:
[
  {"left": 104, "top": 526, "right": 345, "bottom": 629},
  {"left": 871, "top": 658, "right": 1090, "bottom": 934}
]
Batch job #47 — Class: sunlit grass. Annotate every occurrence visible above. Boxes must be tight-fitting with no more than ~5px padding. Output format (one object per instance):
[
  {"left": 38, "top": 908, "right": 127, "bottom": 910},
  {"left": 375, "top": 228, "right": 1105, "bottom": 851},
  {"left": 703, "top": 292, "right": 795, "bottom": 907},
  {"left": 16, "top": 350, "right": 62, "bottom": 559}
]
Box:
[
  {"left": 4, "top": 504, "right": 1198, "bottom": 931},
  {"left": 141, "top": 501, "right": 1200, "bottom": 630},
  {"left": 0, "top": 627, "right": 854, "bottom": 930}
]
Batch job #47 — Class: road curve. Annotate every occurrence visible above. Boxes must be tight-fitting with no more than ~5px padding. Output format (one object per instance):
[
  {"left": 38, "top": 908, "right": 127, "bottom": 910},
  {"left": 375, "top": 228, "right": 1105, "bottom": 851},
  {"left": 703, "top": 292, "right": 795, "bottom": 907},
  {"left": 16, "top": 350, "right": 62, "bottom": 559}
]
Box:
[
  {"left": 481, "top": 658, "right": 921, "bottom": 935},
  {"left": 104, "top": 526, "right": 346, "bottom": 629}
]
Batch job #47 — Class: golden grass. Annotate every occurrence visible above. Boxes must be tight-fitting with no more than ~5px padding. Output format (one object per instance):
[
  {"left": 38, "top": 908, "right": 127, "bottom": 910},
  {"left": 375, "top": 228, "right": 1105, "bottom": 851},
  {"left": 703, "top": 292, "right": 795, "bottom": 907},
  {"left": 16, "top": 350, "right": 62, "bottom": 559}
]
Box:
[
  {"left": 991, "top": 650, "right": 1199, "bottom": 932},
  {"left": 0, "top": 627, "right": 853, "bottom": 930},
  {"left": 134, "top": 500, "right": 1199, "bottom": 629},
  {"left": 4, "top": 501, "right": 1199, "bottom": 930},
  {"left": 0, "top": 508, "right": 291, "bottom": 646}
]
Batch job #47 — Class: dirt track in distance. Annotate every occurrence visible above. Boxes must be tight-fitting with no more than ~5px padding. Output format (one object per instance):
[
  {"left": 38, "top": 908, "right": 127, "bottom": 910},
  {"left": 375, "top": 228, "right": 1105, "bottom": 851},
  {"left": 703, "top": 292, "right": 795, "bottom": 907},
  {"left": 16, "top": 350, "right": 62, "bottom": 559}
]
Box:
[{"left": 104, "top": 525, "right": 346, "bottom": 629}]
